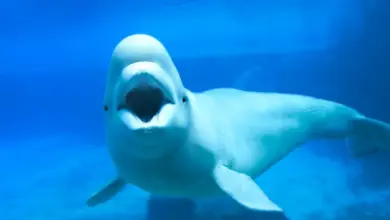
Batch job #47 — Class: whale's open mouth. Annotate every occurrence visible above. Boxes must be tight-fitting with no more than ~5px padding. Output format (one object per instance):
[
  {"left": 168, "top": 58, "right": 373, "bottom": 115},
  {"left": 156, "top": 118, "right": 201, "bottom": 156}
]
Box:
[{"left": 119, "top": 75, "right": 173, "bottom": 123}]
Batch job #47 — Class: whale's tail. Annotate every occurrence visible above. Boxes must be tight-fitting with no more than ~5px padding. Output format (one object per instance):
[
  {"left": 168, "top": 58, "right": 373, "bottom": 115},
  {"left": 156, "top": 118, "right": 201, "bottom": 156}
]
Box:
[{"left": 348, "top": 117, "right": 390, "bottom": 157}]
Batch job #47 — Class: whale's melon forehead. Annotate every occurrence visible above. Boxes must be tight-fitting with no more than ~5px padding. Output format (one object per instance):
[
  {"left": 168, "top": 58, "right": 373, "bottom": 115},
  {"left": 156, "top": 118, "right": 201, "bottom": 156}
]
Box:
[
  {"left": 107, "top": 34, "right": 184, "bottom": 92},
  {"left": 111, "top": 34, "right": 172, "bottom": 70}
]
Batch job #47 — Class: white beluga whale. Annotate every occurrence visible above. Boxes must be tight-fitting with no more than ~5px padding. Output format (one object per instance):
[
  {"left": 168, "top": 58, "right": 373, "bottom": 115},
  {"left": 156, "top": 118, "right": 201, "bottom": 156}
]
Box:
[{"left": 87, "top": 34, "right": 390, "bottom": 213}]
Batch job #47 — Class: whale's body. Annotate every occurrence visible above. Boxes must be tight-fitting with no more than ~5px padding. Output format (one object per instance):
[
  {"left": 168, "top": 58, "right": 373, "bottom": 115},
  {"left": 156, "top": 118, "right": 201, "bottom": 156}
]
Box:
[
  {"left": 110, "top": 89, "right": 362, "bottom": 196},
  {"left": 87, "top": 34, "right": 390, "bottom": 213}
]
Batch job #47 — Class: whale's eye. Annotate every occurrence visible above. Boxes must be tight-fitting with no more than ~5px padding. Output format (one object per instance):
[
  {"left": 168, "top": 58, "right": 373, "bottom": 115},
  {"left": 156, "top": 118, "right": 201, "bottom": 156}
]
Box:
[
  {"left": 182, "top": 96, "right": 188, "bottom": 103},
  {"left": 104, "top": 105, "right": 109, "bottom": 111}
]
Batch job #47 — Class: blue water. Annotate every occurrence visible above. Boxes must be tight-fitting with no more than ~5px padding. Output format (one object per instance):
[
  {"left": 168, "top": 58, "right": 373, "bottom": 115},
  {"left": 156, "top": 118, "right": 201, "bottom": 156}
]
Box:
[{"left": 1, "top": 1, "right": 390, "bottom": 219}]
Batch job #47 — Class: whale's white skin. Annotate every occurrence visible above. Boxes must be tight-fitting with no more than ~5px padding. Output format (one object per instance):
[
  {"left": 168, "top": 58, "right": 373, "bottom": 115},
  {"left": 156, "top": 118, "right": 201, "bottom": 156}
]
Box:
[{"left": 86, "top": 34, "right": 390, "bottom": 213}]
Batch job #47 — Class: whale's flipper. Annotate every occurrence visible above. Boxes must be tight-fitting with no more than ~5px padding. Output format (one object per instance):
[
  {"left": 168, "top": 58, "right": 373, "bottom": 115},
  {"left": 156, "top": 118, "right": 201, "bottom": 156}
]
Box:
[
  {"left": 213, "top": 163, "right": 282, "bottom": 212},
  {"left": 349, "top": 117, "right": 390, "bottom": 157},
  {"left": 86, "top": 178, "right": 126, "bottom": 207}
]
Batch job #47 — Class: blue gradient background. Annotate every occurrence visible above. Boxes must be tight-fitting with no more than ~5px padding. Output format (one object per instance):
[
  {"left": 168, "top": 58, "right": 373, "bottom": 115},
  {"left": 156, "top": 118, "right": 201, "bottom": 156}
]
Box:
[{"left": 1, "top": 0, "right": 390, "bottom": 219}]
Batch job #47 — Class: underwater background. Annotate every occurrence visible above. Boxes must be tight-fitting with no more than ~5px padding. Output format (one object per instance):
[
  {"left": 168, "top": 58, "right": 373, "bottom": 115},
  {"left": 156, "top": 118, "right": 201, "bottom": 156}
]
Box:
[{"left": 1, "top": 0, "right": 390, "bottom": 219}]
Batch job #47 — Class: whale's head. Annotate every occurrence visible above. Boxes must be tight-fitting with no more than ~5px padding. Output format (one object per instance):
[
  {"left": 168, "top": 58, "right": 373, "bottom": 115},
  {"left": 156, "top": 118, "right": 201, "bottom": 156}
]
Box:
[{"left": 103, "top": 34, "right": 192, "bottom": 159}]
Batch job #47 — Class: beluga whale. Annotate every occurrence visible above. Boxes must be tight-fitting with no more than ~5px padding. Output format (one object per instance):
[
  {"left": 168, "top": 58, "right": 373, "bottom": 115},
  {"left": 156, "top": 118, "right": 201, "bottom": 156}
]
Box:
[{"left": 87, "top": 34, "right": 390, "bottom": 212}]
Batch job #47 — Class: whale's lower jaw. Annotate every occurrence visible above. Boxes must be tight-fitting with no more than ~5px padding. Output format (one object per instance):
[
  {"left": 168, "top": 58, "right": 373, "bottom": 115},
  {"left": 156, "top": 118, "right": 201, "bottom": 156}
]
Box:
[{"left": 118, "top": 102, "right": 175, "bottom": 131}]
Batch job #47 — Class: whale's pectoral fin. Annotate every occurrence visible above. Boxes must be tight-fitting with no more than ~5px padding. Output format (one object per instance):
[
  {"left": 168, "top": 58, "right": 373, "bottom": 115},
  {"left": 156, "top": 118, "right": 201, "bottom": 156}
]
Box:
[
  {"left": 86, "top": 177, "right": 126, "bottom": 207},
  {"left": 213, "top": 164, "right": 282, "bottom": 212}
]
